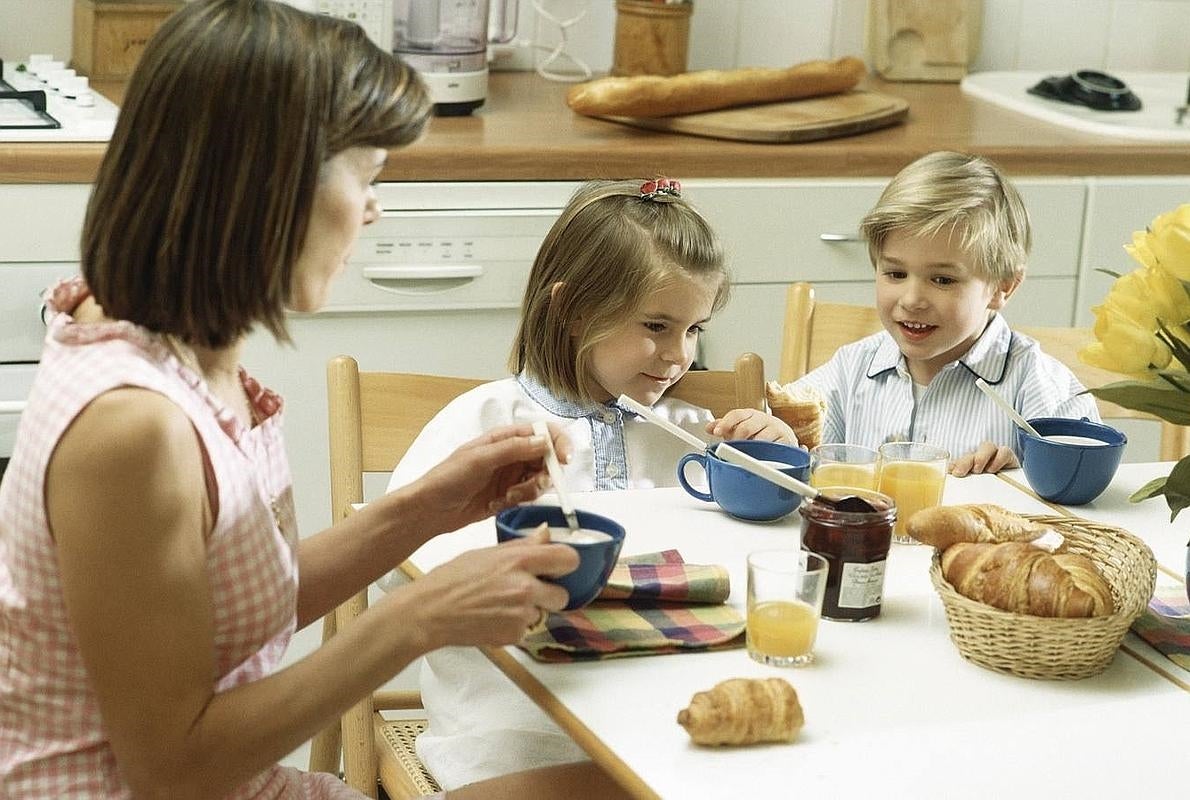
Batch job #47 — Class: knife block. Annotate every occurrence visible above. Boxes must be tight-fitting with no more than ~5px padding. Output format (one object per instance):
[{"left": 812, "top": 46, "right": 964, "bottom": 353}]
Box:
[
  {"left": 71, "top": 0, "right": 185, "bottom": 80},
  {"left": 865, "top": 0, "right": 983, "bottom": 83}
]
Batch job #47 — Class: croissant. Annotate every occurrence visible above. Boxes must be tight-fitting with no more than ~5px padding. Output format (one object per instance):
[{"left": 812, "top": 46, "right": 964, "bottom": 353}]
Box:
[
  {"left": 941, "top": 541, "right": 1114, "bottom": 618},
  {"left": 677, "top": 677, "right": 803, "bottom": 746},
  {"left": 907, "top": 504, "right": 1055, "bottom": 549}
]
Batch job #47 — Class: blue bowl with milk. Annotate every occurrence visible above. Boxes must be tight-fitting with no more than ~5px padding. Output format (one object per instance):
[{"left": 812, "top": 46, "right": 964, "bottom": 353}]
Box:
[{"left": 1016, "top": 417, "right": 1127, "bottom": 505}]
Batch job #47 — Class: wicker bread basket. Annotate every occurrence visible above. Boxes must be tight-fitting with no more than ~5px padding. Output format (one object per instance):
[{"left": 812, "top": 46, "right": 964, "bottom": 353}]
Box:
[{"left": 928, "top": 515, "right": 1156, "bottom": 680}]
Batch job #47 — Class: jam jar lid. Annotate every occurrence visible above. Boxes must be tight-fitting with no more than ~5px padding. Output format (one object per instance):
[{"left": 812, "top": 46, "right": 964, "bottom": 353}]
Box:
[{"left": 799, "top": 487, "right": 896, "bottom": 523}]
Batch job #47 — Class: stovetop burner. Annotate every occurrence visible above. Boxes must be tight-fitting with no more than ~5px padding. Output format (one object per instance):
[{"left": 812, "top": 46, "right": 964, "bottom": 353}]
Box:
[{"left": 1028, "top": 70, "right": 1142, "bottom": 112}]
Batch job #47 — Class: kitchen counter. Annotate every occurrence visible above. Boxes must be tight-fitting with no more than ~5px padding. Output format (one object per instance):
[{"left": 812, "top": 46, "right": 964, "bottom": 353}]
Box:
[{"left": 2, "top": 72, "right": 1188, "bottom": 183}]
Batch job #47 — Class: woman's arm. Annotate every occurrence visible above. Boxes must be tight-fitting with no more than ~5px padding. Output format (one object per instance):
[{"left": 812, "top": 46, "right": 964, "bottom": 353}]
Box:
[{"left": 48, "top": 390, "right": 574, "bottom": 800}]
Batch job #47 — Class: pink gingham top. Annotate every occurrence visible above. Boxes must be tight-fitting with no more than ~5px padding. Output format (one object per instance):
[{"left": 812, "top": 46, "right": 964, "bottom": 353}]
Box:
[{"left": 0, "top": 279, "right": 363, "bottom": 799}]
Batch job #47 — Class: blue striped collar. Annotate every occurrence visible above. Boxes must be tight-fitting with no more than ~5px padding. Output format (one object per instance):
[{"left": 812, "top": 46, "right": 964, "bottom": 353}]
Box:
[
  {"left": 516, "top": 372, "right": 620, "bottom": 420},
  {"left": 866, "top": 313, "right": 1013, "bottom": 383}
]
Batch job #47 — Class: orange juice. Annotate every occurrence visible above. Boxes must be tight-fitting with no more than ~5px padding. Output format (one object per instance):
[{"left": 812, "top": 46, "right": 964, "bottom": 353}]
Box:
[
  {"left": 878, "top": 460, "right": 946, "bottom": 538},
  {"left": 747, "top": 599, "right": 818, "bottom": 658},
  {"left": 811, "top": 462, "right": 878, "bottom": 490}
]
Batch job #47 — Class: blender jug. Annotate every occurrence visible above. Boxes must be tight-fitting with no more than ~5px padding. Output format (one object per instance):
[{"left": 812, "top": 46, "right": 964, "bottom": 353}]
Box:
[{"left": 394, "top": 0, "right": 518, "bottom": 116}]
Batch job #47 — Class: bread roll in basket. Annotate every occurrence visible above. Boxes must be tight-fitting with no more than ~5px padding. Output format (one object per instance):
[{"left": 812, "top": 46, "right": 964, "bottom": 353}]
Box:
[{"left": 928, "top": 515, "right": 1156, "bottom": 680}]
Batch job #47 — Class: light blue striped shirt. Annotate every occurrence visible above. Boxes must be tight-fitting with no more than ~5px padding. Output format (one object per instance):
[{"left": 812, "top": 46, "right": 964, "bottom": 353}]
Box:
[{"left": 792, "top": 314, "right": 1100, "bottom": 459}]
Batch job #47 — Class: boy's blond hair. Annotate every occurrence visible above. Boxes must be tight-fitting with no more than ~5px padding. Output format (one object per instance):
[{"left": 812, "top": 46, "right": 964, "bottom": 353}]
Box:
[
  {"left": 510, "top": 179, "right": 728, "bottom": 404},
  {"left": 860, "top": 151, "right": 1031, "bottom": 284}
]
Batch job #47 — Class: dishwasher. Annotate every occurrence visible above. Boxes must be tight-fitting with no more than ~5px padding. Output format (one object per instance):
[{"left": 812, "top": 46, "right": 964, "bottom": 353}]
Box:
[{"left": 241, "top": 181, "right": 581, "bottom": 539}]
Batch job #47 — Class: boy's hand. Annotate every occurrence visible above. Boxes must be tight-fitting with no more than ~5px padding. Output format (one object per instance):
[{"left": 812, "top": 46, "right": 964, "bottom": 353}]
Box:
[
  {"left": 706, "top": 409, "right": 797, "bottom": 445},
  {"left": 950, "top": 441, "right": 1018, "bottom": 477}
]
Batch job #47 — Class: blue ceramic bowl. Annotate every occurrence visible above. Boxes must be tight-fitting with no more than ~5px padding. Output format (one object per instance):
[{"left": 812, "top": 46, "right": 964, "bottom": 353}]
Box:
[
  {"left": 495, "top": 505, "right": 626, "bottom": 610},
  {"left": 677, "top": 439, "right": 812, "bottom": 521},
  {"left": 1016, "top": 417, "right": 1127, "bottom": 505}
]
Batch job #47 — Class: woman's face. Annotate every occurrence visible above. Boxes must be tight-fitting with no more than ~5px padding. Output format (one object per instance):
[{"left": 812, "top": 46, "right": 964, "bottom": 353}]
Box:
[{"left": 288, "top": 147, "right": 387, "bottom": 313}]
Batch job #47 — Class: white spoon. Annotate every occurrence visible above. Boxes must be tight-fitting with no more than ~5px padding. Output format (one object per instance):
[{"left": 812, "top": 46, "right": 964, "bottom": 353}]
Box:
[
  {"left": 532, "top": 421, "right": 580, "bottom": 533},
  {"left": 615, "top": 394, "right": 877, "bottom": 513},
  {"left": 974, "top": 378, "right": 1042, "bottom": 438}
]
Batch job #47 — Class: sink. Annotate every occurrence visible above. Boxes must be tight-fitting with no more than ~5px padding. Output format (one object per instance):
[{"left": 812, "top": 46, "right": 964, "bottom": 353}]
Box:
[{"left": 961, "top": 70, "right": 1190, "bottom": 142}]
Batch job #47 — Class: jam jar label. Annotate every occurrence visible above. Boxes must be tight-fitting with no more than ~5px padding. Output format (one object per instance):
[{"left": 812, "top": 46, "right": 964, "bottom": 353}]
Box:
[{"left": 837, "top": 560, "right": 886, "bottom": 609}]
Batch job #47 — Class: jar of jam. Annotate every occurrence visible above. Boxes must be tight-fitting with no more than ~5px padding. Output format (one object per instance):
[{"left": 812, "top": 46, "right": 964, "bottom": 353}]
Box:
[{"left": 799, "top": 488, "right": 896, "bottom": 621}]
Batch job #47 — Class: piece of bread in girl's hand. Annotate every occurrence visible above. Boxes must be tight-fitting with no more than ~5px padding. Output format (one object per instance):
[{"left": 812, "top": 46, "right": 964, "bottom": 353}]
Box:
[
  {"left": 566, "top": 56, "right": 867, "bottom": 119},
  {"left": 677, "top": 677, "right": 804, "bottom": 746},
  {"left": 906, "top": 504, "right": 1059, "bottom": 550},
  {"left": 764, "top": 381, "right": 825, "bottom": 450}
]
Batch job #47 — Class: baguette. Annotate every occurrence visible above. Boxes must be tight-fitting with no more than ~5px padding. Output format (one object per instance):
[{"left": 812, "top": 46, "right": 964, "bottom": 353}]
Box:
[
  {"left": 906, "top": 504, "right": 1055, "bottom": 549},
  {"left": 566, "top": 56, "right": 867, "bottom": 119},
  {"left": 940, "top": 541, "right": 1114, "bottom": 618}
]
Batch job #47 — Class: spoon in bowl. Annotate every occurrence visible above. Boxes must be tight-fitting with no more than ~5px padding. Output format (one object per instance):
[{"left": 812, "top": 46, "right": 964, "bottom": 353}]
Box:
[
  {"left": 532, "top": 420, "right": 580, "bottom": 533},
  {"left": 615, "top": 394, "right": 878, "bottom": 514},
  {"left": 974, "top": 378, "right": 1042, "bottom": 439}
]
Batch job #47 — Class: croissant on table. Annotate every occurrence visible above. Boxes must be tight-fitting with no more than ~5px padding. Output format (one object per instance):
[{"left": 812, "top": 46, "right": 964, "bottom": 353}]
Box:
[
  {"left": 906, "top": 504, "right": 1055, "bottom": 549},
  {"left": 677, "top": 677, "right": 803, "bottom": 746},
  {"left": 941, "top": 541, "right": 1114, "bottom": 618}
]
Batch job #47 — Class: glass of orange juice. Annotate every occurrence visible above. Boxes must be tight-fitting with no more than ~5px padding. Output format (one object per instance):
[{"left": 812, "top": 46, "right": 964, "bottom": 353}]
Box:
[
  {"left": 810, "top": 444, "right": 879, "bottom": 491},
  {"left": 876, "top": 442, "right": 949, "bottom": 544},
  {"left": 746, "top": 550, "right": 828, "bottom": 667}
]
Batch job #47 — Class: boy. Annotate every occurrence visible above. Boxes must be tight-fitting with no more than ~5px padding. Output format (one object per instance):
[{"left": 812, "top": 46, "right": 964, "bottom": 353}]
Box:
[{"left": 788, "top": 151, "right": 1098, "bottom": 476}]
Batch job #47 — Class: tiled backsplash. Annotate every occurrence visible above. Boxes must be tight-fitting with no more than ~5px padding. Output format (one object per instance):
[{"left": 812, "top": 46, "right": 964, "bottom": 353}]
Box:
[{"left": 4, "top": 0, "right": 1189, "bottom": 77}]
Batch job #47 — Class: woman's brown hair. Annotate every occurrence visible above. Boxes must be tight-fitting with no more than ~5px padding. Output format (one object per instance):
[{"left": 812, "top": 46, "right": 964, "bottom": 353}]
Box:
[
  {"left": 510, "top": 179, "right": 729, "bottom": 404},
  {"left": 82, "top": 0, "right": 431, "bottom": 348}
]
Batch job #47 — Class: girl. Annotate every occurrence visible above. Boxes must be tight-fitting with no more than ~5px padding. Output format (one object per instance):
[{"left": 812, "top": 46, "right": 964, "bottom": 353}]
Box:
[{"left": 385, "top": 178, "right": 794, "bottom": 788}]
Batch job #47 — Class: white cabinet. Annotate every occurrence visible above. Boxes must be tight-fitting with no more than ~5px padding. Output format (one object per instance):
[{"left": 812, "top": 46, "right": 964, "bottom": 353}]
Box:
[
  {"left": 690, "top": 178, "right": 1087, "bottom": 375},
  {"left": 1075, "top": 178, "right": 1190, "bottom": 326}
]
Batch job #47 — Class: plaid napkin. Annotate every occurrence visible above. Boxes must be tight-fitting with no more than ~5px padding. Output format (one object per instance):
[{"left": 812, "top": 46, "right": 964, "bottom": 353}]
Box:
[
  {"left": 1130, "top": 584, "right": 1190, "bottom": 671},
  {"left": 519, "top": 550, "right": 745, "bottom": 663}
]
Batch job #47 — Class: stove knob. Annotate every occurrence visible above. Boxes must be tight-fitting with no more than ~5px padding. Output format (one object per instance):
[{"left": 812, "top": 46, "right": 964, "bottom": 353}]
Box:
[
  {"left": 37, "top": 60, "right": 65, "bottom": 82},
  {"left": 47, "top": 68, "right": 77, "bottom": 92},
  {"left": 26, "top": 54, "right": 53, "bottom": 76},
  {"left": 65, "top": 76, "right": 94, "bottom": 106}
]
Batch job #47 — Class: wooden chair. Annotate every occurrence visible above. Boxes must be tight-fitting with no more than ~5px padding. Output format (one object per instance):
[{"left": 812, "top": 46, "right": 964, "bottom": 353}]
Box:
[
  {"left": 312, "top": 351, "right": 766, "bottom": 798},
  {"left": 778, "top": 281, "right": 1190, "bottom": 460}
]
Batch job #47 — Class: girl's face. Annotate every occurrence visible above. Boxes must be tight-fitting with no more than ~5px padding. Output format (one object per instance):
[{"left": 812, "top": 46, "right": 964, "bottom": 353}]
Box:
[
  {"left": 288, "top": 147, "right": 386, "bottom": 313},
  {"left": 587, "top": 270, "right": 721, "bottom": 406},
  {"left": 875, "top": 228, "right": 1016, "bottom": 384}
]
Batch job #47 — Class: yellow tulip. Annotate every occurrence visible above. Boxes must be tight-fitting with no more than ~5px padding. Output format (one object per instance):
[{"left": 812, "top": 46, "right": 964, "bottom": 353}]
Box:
[
  {"left": 1084, "top": 304, "right": 1171, "bottom": 374},
  {"left": 1137, "top": 204, "right": 1190, "bottom": 281},
  {"left": 1099, "top": 264, "right": 1190, "bottom": 332}
]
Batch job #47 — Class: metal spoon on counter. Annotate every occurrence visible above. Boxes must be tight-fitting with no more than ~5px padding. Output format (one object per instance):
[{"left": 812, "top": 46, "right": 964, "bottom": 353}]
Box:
[{"left": 616, "top": 394, "right": 878, "bottom": 514}]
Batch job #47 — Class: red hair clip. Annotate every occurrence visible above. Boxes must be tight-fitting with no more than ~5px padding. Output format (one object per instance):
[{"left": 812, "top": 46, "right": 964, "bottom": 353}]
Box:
[{"left": 640, "top": 177, "right": 681, "bottom": 200}]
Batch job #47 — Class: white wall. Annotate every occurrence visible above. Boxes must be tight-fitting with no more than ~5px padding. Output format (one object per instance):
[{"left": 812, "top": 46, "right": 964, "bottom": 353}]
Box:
[{"left": 5, "top": 0, "right": 1189, "bottom": 74}]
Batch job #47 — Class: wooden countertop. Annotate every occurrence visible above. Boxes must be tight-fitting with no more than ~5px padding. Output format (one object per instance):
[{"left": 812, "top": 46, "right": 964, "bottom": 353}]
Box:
[{"left": 3, "top": 73, "right": 1188, "bottom": 184}]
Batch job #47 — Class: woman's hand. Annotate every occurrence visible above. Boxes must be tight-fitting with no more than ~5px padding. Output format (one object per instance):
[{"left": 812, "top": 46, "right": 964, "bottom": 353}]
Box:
[
  {"left": 950, "top": 441, "right": 1018, "bottom": 477},
  {"left": 400, "top": 524, "right": 578, "bottom": 650},
  {"left": 706, "top": 409, "right": 797, "bottom": 445},
  {"left": 405, "top": 423, "right": 573, "bottom": 536}
]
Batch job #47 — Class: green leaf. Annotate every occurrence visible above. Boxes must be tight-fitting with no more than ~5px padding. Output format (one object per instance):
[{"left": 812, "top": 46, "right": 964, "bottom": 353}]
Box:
[
  {"left": 1162, "top": 457, "right": 1190, "bottom": 523},
  {"left": 1087, "top": 380, "right": 1190, "bottom": 424},
  {"left": 1094, "top": 268, "right": 1123, "bottom": 279},
  {"left": 1129, "top": 476, "right": 1168, "bottom": 502},
  {"left": 1156, "top": 370, "right": 1190, "bottom": 393}
]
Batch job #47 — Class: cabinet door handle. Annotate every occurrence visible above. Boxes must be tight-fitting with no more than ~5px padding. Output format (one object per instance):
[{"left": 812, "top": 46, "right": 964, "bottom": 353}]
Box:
[
  {"left": 362, "top": 265, "right": 484, "bottom": 281},
  {"left": 0, "top": 401, "right": 26, "bottom": 415},
  {"left": 819, "top": 233, "right": 863, "bottom": 243}
]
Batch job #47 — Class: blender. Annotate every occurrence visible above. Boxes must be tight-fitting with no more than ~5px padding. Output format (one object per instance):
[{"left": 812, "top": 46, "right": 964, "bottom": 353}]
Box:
[{"left": 394, "top": 0, "right": 518, "bottom": 116}]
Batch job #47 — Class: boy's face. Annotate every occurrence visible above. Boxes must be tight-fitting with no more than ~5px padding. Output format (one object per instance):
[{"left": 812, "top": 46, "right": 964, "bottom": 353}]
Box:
[
  {"left": 875, "top": 229, "right": 1018, "bottom": 384},
  {"left": 586, "top": 271, "right": 719, "bottom": 406}
]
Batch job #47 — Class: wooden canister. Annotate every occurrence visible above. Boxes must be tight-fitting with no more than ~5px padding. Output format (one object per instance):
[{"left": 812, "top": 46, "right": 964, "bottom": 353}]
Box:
[{"left": 612, "top": 0, "right": 693, "bottom": 77}]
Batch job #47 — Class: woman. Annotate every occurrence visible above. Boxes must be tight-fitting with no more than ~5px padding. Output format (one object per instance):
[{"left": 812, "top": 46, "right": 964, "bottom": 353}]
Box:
[{"left": 0, "top": 2, "right": 625, "bottom": 798}]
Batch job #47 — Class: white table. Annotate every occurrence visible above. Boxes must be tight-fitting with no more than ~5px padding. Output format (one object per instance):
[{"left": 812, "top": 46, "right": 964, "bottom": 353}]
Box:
[{"left": 407, "top": 474, "right": 1189, "bottom": 800}]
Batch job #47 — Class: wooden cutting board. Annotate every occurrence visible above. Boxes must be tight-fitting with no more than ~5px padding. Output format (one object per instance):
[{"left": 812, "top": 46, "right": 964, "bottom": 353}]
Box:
[{"left": 593, "top": 90, "right": 909, "bottom": 143}]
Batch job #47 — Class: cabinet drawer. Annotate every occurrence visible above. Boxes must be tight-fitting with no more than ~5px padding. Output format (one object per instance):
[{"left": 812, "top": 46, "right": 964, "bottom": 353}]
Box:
[
  {"left": 687, "top": 178, "right": 1085, "bottom": 284},
  {"left": 0, "top": 185, "right": 92, "bottom": 262}
]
